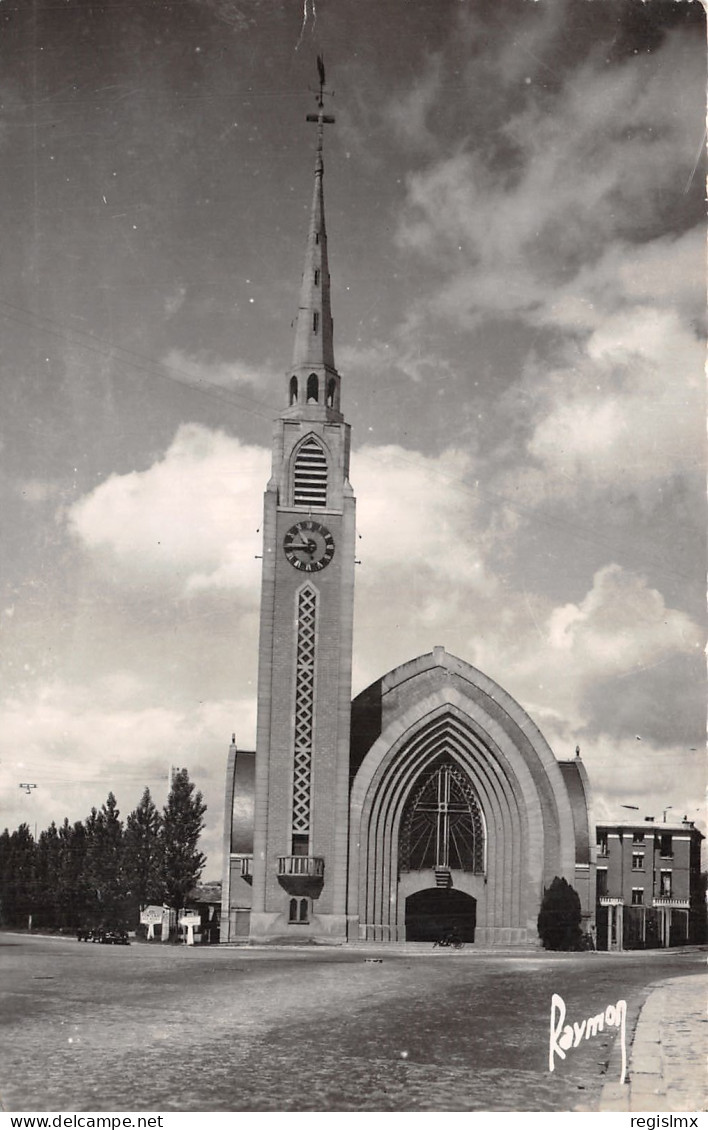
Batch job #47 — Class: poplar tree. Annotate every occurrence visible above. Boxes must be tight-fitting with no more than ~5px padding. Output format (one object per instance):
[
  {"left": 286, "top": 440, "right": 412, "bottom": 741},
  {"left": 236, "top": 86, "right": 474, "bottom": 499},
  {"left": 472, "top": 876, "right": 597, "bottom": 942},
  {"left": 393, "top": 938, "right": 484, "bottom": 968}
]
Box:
[
  {"left": 160, "top": 769, "right": 206, "bottom": 917},
  {"left": 1, "top": 824, "right": 36, "bottom": 927},
  {"left": 124, "top": 787, "right": 163, "bottom": 917},
  {"left": 35, "top": 822, "right": 61, "bottom": 928},
  {"left": 85, "top": 793, "right": 126, "bottom": 926}
]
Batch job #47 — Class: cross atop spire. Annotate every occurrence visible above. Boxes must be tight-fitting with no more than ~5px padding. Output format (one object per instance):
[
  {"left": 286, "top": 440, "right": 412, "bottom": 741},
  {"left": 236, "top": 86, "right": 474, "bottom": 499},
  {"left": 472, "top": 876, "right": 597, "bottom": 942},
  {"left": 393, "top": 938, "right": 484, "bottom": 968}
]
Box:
[
  {"left": 285, "top": 60, "right": 342, "bottom": 422},
  {"left": 306, "top": 55, "right": 335, "bottom": 175}
]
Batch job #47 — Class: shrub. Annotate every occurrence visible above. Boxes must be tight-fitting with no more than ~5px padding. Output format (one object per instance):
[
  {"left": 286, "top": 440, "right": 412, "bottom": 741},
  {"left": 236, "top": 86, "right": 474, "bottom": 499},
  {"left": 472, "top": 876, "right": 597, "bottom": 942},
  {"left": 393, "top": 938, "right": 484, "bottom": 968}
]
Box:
[{"left": 537, "top": 876, "right": 583, "bottom": 950}]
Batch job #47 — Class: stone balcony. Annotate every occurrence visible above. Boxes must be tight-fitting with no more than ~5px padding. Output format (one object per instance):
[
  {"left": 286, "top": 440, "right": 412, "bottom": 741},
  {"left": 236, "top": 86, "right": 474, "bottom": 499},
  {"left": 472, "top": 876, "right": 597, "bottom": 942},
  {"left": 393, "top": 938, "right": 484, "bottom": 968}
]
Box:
[{"left": 276, "top": 855, "right": 325, "bottom": 895}]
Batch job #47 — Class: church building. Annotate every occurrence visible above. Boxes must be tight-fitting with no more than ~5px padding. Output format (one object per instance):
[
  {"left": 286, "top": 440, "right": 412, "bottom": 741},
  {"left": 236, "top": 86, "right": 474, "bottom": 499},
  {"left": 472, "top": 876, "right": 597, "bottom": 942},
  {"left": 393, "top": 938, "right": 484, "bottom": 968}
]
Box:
[{"left": 220, "top": 82, "right": 595, "bottom": 946}]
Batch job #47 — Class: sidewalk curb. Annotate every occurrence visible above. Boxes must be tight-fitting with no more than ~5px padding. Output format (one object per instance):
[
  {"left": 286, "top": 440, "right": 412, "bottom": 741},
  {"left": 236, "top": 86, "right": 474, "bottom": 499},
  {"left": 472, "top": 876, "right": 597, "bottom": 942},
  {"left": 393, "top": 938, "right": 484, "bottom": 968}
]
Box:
[{"left": 599, "top": 972, "right": 708, "bottom": 1113}]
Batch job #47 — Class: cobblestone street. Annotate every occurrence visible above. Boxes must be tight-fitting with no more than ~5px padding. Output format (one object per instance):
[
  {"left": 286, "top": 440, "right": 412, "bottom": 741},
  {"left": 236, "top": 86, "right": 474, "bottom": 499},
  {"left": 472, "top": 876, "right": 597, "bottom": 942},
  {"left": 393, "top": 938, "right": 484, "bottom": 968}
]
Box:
[{"left": 0, "top": 934, "right": 703, "bottom": 1112}]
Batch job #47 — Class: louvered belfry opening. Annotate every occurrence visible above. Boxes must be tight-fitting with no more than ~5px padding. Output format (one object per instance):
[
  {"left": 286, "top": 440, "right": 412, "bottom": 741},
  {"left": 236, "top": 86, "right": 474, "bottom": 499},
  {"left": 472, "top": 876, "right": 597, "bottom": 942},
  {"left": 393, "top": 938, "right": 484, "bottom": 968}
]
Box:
[{"left": 293, "top": 436, "right": 328, "bottom": 508}]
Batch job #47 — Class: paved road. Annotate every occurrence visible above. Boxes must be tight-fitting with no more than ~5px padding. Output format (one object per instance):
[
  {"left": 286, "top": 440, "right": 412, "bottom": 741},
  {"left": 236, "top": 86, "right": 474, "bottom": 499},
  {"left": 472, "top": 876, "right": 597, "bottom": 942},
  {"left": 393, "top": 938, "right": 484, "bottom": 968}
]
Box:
[{"left": 0, "top": 934, "right": 703, "bottom": 1112}]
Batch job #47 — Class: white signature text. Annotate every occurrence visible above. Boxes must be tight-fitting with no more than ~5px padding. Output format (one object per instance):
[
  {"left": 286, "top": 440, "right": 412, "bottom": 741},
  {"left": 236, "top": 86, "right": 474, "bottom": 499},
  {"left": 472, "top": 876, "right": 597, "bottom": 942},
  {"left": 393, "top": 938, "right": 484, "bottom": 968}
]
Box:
[{"left": 549, "top": 992, "right": 627, "bottom": 1084}]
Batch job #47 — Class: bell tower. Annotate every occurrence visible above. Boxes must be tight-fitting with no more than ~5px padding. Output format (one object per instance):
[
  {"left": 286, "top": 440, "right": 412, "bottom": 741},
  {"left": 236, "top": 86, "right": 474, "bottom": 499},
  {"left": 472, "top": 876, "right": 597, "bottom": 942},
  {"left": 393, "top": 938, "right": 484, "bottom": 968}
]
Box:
[{"left": 249, "top": 63, "right": 356, "bottom": 942}]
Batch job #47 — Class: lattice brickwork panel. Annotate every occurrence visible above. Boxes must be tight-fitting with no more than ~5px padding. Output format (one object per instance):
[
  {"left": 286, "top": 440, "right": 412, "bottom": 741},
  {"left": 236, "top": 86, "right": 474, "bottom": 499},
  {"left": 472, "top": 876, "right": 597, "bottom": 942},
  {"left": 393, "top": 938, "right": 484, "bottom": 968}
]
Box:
[{"left": 292, "top": 586, "right": 317, "bottom": 834}]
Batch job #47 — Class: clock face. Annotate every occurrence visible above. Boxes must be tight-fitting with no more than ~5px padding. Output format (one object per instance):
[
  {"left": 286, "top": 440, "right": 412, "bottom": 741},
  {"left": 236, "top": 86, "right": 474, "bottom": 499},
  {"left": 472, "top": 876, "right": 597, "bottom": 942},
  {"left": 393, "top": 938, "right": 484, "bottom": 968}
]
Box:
[{"left": 283, "top": 520, "right": 335, "bottom": 572}]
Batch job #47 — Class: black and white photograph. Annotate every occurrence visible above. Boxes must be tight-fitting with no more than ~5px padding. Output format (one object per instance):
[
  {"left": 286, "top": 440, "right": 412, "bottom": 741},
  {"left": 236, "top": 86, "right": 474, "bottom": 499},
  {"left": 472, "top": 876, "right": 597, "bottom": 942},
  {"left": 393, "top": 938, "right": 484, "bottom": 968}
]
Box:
[{"left": 0, "top": 0, "right": 705, "bottom": 1117}]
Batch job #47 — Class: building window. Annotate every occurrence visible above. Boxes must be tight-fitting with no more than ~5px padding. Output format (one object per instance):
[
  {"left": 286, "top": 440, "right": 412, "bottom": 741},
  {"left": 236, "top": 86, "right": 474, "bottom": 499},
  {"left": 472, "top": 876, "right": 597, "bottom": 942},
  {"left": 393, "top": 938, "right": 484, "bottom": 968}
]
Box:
[
  {"left": 293, "top": 436, "right": 328, "bottom": 508},
  {"left": 660, "top": 871, "right": 672, "bottom": 897},
  {"left": 314, "top": 269, "right": 320, "bottom": 286},
  {"left": 315, "top": 231, "right": 320, "bottom": 245},
  {"left": 287, "top": 898, "right": 311, "bottom": 924},
  {"left": 632, "top": 853, "right": 644, "bottom": 870},
  {"left": 289, "top": 375, "right": 298, "bottom": 405},
  {"left": 326, "top": 378, "right": 336, "bottom": 408},
  {"left": 313, "top": 311, "right": 319, "bottom": 333},
  {"left": 291, "top": 833, "right": 309, "bottom": 856},
  {"left": 632, "top": 832, "right": 645, "bottom": 844},
  {"left": 597, "top": 869, "right": 608, "bottom": 896},
  {"left": 597, "top": 832, "right": 608, "bottom": 856},
  {"left": 399, "top": 759, "right": 485, "bottom": 874},
  {"left": 659, "top": 834, "right": 673, "bottom": 858},
  {"left": 631, "top": 888, "right": 644, "bottom": 906}
]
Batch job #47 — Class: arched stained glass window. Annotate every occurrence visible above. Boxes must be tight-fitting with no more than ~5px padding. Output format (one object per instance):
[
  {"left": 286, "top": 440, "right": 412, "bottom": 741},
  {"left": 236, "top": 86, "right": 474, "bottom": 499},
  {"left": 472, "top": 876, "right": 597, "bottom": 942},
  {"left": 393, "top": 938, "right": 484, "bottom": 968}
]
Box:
[{"left": 399, "top": 760, "right": 485, "bottom": 873}]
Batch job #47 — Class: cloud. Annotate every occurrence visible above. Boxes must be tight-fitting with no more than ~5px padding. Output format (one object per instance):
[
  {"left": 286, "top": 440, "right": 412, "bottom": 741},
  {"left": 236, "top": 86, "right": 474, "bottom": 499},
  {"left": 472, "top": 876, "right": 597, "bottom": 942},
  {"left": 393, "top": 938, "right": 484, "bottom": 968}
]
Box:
[
  {"left": 162, "top": 348, "right": 278, "bottom": 393},
  {"left": 542, "top": 728, "right": 705, "bottom": 830},
  {"left": 0, "top": 675, "right": 252, "bottom": 873},
  {"left": 384, "top": 53, "right": 443, "bottom": 150},
  {"left": 472, "top": 563, "right": 703, "bottom": 730},
  {"left": 395, "top": 30, "right": 704, "bottom": 328},
  {"left": 354, "top": 443, "right": 490, "bottom": 587},
  {"left": 17, "top": 480, "right": 62, "bottom": 504},
  {"left": 511, "top": 306, "right": 705, "bottom": 507},
  {"left": 540, "top": 227, "right": 706, "bottom": 332},
  {"left": 68, "top": 424, "right": 269, "bottom": 596},
  {"left": 163, "top": 287, "right": 187, "bottom": 317},
  {"left": 339, "top": 330, "right": 455, "bottom": 386}
]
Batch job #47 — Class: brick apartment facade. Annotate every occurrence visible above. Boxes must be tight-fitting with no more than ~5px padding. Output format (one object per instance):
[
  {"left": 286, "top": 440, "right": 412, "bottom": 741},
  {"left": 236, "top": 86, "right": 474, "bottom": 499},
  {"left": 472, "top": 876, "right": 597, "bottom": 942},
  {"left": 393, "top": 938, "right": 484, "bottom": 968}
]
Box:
[{"left": 596, "top": 817, "right": 705, "bottom": 950}]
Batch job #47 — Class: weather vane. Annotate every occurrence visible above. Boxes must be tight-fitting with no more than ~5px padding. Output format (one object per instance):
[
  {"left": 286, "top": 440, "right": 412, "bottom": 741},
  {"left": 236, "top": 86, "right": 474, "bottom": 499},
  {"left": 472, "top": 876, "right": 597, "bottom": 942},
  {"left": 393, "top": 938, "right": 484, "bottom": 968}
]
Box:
[{"left": 307, "top": 55, "right": 335, "bottom": 125}]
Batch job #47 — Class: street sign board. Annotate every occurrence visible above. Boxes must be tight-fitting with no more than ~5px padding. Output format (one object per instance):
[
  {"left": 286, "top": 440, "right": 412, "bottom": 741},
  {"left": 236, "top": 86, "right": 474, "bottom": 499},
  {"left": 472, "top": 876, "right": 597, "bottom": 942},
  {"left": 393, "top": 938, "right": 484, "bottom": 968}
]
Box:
[
  {"left": 180, "top": 914, "right": 201, "bottom": 927},
  {"left": 140, "top": 905, "right": 165, "bottom": 924}
]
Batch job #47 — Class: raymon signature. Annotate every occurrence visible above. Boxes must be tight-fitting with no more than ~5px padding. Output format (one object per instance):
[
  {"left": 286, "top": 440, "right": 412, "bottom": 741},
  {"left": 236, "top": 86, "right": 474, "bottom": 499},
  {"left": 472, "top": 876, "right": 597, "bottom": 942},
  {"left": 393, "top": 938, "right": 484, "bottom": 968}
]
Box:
[{"left": 549, "top": 993, "right": 627, "bottom": 1084}]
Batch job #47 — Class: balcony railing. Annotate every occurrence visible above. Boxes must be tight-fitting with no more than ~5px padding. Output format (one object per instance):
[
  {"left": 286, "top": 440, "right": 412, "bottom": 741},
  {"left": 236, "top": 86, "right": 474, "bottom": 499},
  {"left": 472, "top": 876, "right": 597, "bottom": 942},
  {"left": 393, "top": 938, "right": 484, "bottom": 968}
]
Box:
[{"left": 277, "top": 855, "right": 325, "bottom": 878}]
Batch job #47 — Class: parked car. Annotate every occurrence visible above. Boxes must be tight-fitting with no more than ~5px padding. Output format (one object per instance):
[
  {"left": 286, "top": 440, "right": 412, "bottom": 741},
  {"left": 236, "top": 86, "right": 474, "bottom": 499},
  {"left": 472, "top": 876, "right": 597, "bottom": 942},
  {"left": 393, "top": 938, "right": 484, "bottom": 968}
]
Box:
[
  {"left": 76, "top": 926, "right": 130, "bottom": 945},
  {"left": 100, "top": 928, "right": 130, "bottom": 945}
]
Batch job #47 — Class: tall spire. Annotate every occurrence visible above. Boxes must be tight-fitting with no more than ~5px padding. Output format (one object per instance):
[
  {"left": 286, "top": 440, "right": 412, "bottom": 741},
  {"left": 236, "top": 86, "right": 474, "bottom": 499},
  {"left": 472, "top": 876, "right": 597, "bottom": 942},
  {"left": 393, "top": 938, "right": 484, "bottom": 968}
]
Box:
[{"left": 286, "top": 58, "right": 342, "bottom": 420}]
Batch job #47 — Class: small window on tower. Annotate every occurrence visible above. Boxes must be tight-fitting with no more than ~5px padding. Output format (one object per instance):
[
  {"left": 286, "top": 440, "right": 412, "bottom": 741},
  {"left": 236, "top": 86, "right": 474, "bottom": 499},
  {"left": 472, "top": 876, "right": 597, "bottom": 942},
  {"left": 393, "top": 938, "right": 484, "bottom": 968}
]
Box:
[
  {"left": 307, "top": 373, "right": 319, "bottom": 403},
  {"left": 314, "top": 269, "right": 320, "bottom": 286},
  {"left": 298, "top": 898, "right": 309, "bottom": 924},
  {"left": 289, "top": 376, "right": 298, "bottom": 405},
  {"left": 315, "top": 231, "right": 320, "bottom": 245},
  {"left": 313, "top": 311, "right": 319, "bottom": 334},
  {"left": 291, "top": 833, "right": 309, "bottom": 857},
  {"left": 288, "top": 898, "right": 298, "bottom": 923},
  {"left": 326, "top": 378, "right": 336, "bottom": 407}
]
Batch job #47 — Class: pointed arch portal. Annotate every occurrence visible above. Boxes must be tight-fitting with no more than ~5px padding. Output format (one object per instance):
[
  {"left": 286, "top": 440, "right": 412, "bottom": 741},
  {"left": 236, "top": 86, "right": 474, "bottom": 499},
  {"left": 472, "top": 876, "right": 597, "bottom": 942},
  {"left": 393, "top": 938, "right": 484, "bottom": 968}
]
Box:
[{"left": 348, "top": 650, "right": 587, "bottom": 944}]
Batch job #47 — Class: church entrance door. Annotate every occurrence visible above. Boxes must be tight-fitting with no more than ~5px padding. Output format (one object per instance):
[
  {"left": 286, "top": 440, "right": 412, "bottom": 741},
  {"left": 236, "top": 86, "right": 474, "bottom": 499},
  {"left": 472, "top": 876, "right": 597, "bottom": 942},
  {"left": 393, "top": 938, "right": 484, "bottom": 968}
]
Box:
[{"left": 404, "top": 888, "right": 477, "bottom": 942}]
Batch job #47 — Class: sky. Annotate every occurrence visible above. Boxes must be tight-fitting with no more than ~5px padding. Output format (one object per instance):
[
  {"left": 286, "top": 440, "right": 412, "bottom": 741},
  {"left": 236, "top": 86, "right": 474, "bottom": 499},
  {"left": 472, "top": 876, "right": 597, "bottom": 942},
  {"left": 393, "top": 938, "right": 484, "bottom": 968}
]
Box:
[{"left": 0, "top": 0, "right": 705, "bottom": 877}]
